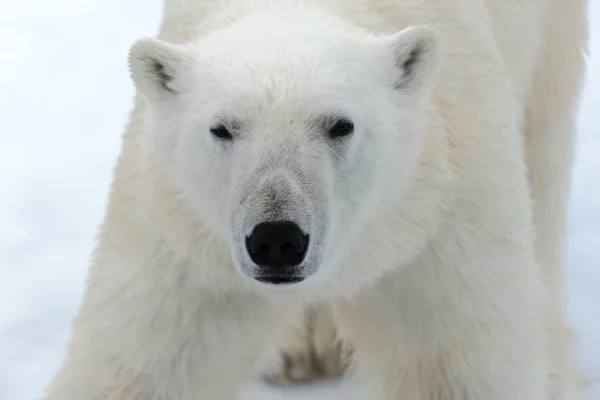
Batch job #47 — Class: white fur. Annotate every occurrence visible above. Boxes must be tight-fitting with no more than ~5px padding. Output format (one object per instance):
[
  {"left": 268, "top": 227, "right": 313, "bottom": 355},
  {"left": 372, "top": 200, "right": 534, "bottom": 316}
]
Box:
[{"left": 43, "top": 0, "right": 589, "bottom": 399}]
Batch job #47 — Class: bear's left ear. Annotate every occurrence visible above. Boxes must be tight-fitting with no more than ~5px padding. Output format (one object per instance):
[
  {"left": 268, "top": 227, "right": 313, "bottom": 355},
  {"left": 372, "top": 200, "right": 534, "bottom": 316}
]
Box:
[
  {"left": 379, "top": 26, "right": 441, "bottom": 92},
  {"left": 128, "top": 37, "right": 194, "bottom": 102}
]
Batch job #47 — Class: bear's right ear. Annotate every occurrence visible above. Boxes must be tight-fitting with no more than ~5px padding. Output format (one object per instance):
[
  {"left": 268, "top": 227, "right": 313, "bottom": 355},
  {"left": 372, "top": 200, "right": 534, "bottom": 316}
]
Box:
[
  {"left": 378, "top": 26, "right": 441, "bottom": 92},
  {"left": 128, "top": 37, "right": 194, "bottom": 102}
]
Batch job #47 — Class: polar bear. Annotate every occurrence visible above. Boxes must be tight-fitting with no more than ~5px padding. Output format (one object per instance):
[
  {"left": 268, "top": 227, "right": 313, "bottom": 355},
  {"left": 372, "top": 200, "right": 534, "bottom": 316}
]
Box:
[{"left": 43, "top": 0, "right": 589, "bottom": 399}]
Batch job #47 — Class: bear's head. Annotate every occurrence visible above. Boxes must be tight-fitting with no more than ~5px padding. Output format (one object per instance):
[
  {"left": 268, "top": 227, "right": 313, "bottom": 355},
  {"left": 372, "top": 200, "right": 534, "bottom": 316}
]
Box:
[{"left": 128, "top": 8, "right": 440, "bottom": 290}]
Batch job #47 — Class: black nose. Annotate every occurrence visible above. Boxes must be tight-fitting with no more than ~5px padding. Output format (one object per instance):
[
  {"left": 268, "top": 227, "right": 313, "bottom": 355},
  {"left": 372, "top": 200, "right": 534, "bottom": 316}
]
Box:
[{"left": 245, "top": 221, "right": 309, "bottom": 268}]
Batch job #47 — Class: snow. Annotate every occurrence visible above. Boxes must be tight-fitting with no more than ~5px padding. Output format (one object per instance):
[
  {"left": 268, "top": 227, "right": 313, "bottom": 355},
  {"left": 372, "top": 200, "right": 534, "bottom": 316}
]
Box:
[{"left": 0, "top": 1, "right": 598, "bottom": 399}]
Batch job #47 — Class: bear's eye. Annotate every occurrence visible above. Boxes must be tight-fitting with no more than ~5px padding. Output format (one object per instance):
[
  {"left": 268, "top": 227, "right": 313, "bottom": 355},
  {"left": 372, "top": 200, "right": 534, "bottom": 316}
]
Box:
[
  {"left": 327, "top": 118, "right": 354, "bottom": 139},
  {"left": 210, "top": 124, "right": 233, "bottom": 141}
]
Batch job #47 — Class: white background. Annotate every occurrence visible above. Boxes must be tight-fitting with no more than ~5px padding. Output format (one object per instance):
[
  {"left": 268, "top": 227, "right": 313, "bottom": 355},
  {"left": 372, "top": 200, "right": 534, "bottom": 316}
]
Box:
[{"left": 0, "top": 1, "right": 598, "bottom": 399}]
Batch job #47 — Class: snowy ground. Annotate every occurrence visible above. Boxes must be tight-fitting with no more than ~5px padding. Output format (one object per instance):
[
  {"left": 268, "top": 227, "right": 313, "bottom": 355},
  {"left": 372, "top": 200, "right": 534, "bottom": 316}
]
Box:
[{"left": 0, "top": 1, "right": 598, "bottom": 399}]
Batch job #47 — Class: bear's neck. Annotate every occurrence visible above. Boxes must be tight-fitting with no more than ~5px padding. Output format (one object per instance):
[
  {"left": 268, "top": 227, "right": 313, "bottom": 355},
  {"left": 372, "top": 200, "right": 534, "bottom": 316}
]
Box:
[{"left": 158, "top": 0, "right": 391, "bottom": 45}]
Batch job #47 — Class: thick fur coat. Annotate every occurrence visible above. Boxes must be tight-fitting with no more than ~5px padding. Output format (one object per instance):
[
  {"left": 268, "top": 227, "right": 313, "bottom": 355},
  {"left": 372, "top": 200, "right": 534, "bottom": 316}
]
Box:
[{"left": 43, "top": 0, "right": 589, "bottom": 399}]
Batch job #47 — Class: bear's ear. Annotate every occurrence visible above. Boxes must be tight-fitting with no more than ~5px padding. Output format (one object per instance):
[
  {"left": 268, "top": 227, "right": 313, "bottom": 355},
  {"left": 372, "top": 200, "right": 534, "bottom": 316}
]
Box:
[
  {"left": 128, "top": 37, "right": 194, "bottom": 101},
  {"left": 381, "top": 26, "right": 441, "bottom": 91}
]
